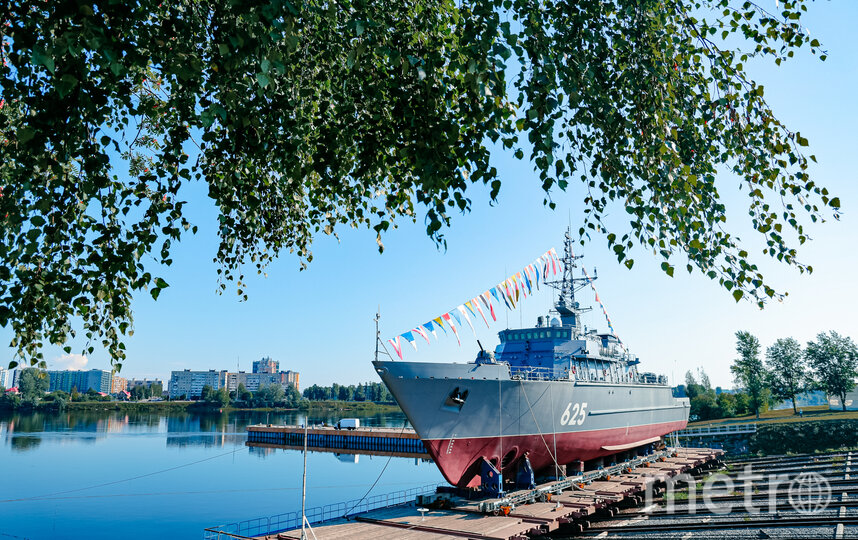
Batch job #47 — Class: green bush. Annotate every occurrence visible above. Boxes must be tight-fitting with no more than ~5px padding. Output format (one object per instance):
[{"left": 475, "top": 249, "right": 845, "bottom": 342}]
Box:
[{"left": 751, "top": 419, "right": 858, "bottom": 454}]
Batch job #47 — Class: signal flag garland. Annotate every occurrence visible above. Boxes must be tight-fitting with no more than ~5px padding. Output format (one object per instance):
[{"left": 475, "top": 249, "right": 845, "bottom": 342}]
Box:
[
  {"left": 581, "top": 266, "right": 626, "bottom": 352},
  {"left": 387, "top": 248, "right": 560, "bottom": 359}
]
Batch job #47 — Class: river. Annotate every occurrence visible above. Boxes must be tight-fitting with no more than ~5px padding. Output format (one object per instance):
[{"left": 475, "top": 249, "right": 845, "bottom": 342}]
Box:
[{"left": 0, "top": 409, "right": 444, "bottom": 539}]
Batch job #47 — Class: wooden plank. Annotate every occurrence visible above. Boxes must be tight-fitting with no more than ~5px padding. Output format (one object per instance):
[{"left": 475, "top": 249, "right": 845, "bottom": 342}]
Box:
[
  {"left": 507, "top": 501, "right": 580, "bottom": 531},
  {"left": 358, "top": 506, "right": 538, "bottom": 540},
  {"left": 269, "top": 519, "right": 461, "bottom": 539}
]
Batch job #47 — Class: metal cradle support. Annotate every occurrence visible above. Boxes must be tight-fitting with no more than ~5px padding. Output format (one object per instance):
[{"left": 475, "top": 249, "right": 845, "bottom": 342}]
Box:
[{"left": 480, "top": 458, "right": 504, "bottom": 498}]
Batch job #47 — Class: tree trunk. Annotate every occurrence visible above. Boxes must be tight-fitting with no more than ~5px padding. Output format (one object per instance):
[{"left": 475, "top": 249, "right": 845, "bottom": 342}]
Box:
[
  {"left": 843, "top": 392, "right": 848, "bottom": 412},
  {"left": 792, "top": 397, "right": 797, "bottom": 414}
]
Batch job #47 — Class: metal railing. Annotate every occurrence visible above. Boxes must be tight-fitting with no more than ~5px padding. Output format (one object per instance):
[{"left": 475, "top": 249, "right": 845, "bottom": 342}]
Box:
[
  {"left": 509, "top": 365, "right": 562, "bottom": 381},
  {"left": 507, "top": 363, "right": 666, "bottom": 386},
  {"left": 676, "top": 423, "right": 758, "bottom": 437},
  {"left": 203, "top": 483, "right": 442, "bottom": 539}
]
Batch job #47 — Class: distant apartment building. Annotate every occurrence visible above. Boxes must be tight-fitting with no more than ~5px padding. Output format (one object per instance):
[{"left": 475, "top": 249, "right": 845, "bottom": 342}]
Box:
[
  {"left": 229, "top": 371, "right": 299, "bottom": 392},
  {"left": 170, "top": 359, "right": 299, "bottom": 398},
  {"left": 227, "top": 372, "right": 281, "bottom": 392},
  {"left": 252, "top": 357, "right": 279, "bottom": 374},
  {"left": 111, "top": 376, "right": 128, "bottom": 394},
  {"left": 48, "top": 369, "right": 112, "bottom": 394},
  {"left": 168, "top": 370, "right": 228, "bottom": 399},
  {"left": 0, "top": 368, "right": 21, "bottom": 389},
  {"left": 0, "top": 368, "right": 14, "bottom": 388},
  {"left": 251, "top": 357, "right": 298, "bottom": 390},
  {"left": 279, "top": 370, "right": 299, "bottom": 391}
]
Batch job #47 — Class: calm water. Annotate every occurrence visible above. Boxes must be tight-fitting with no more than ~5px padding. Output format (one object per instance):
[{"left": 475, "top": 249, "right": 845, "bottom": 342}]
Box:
[{"left": 0, "top": 409, "right": 443, "bottom": 539}]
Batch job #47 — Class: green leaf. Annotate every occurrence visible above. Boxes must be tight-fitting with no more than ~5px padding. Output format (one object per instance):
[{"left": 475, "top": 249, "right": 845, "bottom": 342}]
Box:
[
  {"left": 56, "top": 74, "right": 79, "bottom": 98},
  {"left": 256, "top": 73, "right": 270, "bottom": 88},
  {"left": 18, "top": 126, "right": 36, "bottom": 143},
  {"left": 32, "top": 49, "right": 55, "bottom": 73},
  {"left": 732, "top": 289, "right": 744, "bottom": 302},
  {"left": 154, "top": 277, "right": 169, "bottom": 289}
]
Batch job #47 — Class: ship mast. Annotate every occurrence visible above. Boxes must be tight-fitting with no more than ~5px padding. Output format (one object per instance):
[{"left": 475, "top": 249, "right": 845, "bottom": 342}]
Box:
[{"left": 546, "top": 228, "right": 592, "bottom": 338}]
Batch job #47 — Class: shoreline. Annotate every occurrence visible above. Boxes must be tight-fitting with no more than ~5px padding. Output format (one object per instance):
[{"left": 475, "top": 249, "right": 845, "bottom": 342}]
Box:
[{"left": 2, "top": 400, "right": 403, "bottom": 414}]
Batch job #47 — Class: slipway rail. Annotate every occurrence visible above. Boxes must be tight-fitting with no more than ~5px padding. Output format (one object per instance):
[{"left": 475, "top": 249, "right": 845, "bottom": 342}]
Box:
[{"left": 203, "top": 447, "right": 724, "bottom": 540}]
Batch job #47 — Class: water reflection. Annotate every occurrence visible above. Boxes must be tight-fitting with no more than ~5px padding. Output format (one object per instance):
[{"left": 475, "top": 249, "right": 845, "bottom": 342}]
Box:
[
  {"left": 0, "top": 409, "right": 409, "bottom": 453},
  {"left": 0, "top": 408, "right": 440, "bottom": 540}
]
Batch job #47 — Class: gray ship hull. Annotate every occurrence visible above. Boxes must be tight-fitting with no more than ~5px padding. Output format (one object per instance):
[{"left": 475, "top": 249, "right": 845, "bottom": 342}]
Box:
[{"left": 374, "top": 360, "right": 689, "bottom": 487}]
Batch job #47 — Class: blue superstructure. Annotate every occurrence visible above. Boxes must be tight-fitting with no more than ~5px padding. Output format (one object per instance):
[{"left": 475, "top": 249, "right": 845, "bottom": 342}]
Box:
[{"left": 473, "top": 231, "right": 653, "bottom": 386}]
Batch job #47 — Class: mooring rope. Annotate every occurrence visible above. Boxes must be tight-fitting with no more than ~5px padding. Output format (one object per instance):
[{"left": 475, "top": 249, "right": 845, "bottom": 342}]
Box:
[{"left": 518, "top": 379, "right": 563, "bottom": 476}]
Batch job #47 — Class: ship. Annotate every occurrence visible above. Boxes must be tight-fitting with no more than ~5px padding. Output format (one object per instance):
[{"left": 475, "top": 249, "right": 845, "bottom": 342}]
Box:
[{"left": 373, "top": 230, "right": 690, "bottom": 489}]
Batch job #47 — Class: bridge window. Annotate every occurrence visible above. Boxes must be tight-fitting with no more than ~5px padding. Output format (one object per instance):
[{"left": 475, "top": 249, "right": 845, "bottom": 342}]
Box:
[{"left": 539, "top": 331, "right": 546, "bottom": 338}]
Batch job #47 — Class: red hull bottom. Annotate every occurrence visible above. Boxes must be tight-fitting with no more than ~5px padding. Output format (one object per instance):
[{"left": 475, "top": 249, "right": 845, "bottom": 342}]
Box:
[{"left": 424, "top": 420, "right": 688, "bottom": 487}]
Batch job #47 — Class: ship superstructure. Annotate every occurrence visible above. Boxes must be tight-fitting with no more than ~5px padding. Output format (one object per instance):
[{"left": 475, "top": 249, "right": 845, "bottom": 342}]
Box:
[{"left": 374, "top": 231, "right": 689, "bottom": 488}]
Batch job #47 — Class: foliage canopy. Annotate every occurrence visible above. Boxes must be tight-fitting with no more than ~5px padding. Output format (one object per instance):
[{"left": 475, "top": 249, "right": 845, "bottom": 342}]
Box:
[
  {"left": 0, "top": 0, "right": 838, "bottom": 367},
  {"left": 765, "top": 336, "right": 808, "bottom": 413},
  {"left": 18, "top": 367, "right": 49, "bottom": 400},
  {"left": 805, "top": 331, "right": 858, "bottom": 412},
  {"left": 731, "top": 330, "right": 766, "bottom": 417}
]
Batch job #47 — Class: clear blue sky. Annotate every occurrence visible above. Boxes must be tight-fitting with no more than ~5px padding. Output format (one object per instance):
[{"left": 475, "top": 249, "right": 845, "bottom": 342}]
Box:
[{"left": 3, "top": 3, "right": 856, "bottom": 390}]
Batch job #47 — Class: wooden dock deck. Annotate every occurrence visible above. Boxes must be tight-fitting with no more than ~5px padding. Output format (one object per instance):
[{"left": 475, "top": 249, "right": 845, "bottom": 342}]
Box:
[
  {"left": 246, "top": 440, "right": 428, "bottom": 460},
  {"left": 246, "top": 424, "right": 428, "bottom": 455},
  {"left": 241, "top": 447, "right": 724, "bottom": 540}
]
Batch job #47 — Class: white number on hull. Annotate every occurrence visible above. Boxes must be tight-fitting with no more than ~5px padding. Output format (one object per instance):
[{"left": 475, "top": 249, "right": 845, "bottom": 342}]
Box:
[{"left": 560, "top": 402, "right": 588, "bottom": 426}]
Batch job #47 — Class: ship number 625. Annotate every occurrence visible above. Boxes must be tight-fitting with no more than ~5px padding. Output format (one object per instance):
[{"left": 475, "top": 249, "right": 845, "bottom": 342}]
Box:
[{"left": 560, "top": 402, "right": 587, "bottom": 425}]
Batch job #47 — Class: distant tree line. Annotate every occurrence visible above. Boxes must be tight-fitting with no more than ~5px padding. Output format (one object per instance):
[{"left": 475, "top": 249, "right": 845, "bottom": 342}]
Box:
[
  {"left": 2, "top": 372, "right": 393, "bottom": 411},
  {"left": 196, "top": 383, "right": 303, "bottom": 409},
  {"left": 676, "top": 370, "right": 764, "bottom": 421},
  {"left": 129, "top": 383, "right": 164, "bottom": 401},
  {"left": 302, "top": 382, "right": 394, "bottom": 403},
  {"left": 678, "top": 330, "right": 858, "bottom": 421}
]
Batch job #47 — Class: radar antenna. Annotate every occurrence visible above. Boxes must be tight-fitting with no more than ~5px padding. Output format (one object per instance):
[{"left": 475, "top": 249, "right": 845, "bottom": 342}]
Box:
[{"left": 545, "top": 228, "right": 593, "bottom": 336}]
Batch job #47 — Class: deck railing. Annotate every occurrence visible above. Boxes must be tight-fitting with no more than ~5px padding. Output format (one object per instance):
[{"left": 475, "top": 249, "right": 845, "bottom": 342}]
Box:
[
  {"left": 202, "top": 483, "right": 442, "bottom": 539},
  {"left": 506, "top": 363, "right": 667, "bottom": 386}
]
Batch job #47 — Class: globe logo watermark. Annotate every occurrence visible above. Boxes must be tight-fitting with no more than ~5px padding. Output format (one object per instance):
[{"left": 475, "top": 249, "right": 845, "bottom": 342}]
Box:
[
  {"left": 645, "top": 465, "right": 832, "bottom": 515},
  {"left": 788, "top": 471, "right": 832, "bottom": 514}
]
